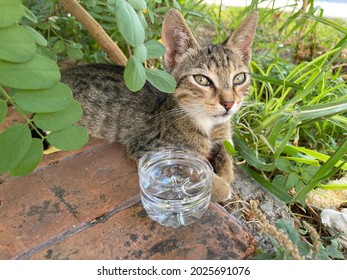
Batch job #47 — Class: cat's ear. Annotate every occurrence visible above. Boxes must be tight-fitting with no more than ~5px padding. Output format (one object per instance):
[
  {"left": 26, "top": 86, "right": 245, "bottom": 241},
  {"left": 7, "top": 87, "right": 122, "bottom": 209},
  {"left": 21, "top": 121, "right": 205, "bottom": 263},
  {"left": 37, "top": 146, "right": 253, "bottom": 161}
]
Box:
[
  {"left": 223, "top": 12, "right": 258, "bottom": 64},
  {"left": 162, "top": 9, "right": 200, "bottom": 72}
]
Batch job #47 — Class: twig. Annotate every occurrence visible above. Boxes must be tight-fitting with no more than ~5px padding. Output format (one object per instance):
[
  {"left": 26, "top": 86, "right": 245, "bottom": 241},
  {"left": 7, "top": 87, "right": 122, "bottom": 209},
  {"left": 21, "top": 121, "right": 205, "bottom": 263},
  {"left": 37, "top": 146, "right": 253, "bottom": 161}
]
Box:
[
  {"left": 59, "top": 0, "right": 127, "bottom": 66},
  {"left": 303, "top": 221, "right": 320, "bottom": 259}
]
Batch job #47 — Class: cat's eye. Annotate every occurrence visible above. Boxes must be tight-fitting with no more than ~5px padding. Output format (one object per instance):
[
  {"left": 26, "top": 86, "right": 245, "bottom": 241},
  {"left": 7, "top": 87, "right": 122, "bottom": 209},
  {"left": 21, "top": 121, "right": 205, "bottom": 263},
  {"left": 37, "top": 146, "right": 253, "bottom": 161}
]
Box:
[
  {"left": 193, "top": 75, "right": 212, "bottom": 87},
  {"left": 233, "top": 73, "right": 247, "bottom": 85}
]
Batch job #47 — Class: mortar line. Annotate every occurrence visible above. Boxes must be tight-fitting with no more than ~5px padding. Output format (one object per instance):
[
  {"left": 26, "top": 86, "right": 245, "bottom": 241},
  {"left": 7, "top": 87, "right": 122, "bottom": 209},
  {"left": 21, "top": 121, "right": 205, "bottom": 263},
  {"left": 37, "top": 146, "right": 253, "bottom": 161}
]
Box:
[{"left": 13, "top": 193, "right": 141, "bottom": 260}]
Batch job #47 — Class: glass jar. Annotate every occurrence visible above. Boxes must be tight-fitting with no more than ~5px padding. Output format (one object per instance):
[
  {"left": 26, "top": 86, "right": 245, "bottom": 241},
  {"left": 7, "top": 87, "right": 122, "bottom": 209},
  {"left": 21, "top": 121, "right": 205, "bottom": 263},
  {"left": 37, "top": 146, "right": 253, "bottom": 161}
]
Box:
[{"left": 138, "top": 147, "right": 213, "bottom": 228}]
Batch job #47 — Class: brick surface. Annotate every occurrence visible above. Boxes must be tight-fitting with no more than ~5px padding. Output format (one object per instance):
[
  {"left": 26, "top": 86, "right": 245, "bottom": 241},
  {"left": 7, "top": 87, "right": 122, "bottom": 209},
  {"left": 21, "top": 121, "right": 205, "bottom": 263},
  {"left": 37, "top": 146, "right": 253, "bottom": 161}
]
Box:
[
  {"left": 29, "top": 202, "right": 255, "bottom": 260},
  {"left": 0, "top": 108, "right": 256, "bottom": 260},
  {"left": 0, "top": 173, "right": 78, "bottom": 259},
  {"left": 0, "top": 143, "right": 139, "bottom": 259}
]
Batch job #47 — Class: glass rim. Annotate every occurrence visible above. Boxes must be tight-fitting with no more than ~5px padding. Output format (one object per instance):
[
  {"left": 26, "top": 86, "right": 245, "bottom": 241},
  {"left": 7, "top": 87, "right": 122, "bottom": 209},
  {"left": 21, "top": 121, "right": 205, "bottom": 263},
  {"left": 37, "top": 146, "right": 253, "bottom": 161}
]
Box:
[{"left": 138, "top": 146, "right": 213, "bottom": 188}]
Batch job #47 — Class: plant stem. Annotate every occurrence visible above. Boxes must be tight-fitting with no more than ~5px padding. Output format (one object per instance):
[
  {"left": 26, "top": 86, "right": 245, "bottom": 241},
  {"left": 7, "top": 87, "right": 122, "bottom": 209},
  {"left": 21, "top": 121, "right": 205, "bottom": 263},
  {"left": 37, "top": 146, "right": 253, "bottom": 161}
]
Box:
[
  {"left": 0, "top": 86, "right": 45, "bottom": 139},
  {"left": 59, "top": 0, "right": 128, "bottom": 66}
]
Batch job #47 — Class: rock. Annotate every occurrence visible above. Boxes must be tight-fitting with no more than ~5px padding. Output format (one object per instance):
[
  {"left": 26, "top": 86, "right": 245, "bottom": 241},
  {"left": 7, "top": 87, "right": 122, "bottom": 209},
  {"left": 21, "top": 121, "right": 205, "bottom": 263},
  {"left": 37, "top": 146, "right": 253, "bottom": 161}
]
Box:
[
  {"left": 321, "top": 208, "right": 347, "bottom": 249},
  {"left": 225, "top": 166, "right": 293, "bottom": 253}
]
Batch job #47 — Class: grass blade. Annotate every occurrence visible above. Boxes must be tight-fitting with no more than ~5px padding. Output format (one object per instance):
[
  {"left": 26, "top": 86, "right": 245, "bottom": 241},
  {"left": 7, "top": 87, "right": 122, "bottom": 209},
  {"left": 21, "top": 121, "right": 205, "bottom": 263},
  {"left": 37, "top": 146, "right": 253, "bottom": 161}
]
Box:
[
  {"left": 293, "top": 139, "right": 347, "bottom": 203},
  {"left": 240, "top": 165, "right": 292, "bottom": 203}
]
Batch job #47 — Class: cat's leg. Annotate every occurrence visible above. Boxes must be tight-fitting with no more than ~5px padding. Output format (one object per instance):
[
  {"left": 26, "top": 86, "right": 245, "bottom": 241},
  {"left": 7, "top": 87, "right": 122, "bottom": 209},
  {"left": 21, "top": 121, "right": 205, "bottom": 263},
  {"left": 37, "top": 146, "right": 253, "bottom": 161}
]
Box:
[
  {"left": 209, "top": 122, "right": 234, "bottom": 202},
  {"left": 210, "top": 142, "right": 234, "bottom": 202}
]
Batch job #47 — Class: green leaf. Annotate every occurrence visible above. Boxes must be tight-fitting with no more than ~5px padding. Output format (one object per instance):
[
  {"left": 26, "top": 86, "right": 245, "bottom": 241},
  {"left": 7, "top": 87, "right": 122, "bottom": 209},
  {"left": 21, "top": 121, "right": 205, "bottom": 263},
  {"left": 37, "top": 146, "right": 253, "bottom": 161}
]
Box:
[
  {"left": 223, "top": 140, "right": 236, "bottom": 156},
  {"left": 251, "top": 73, "right": 303, "bottom": 90},
  {"left": 37, "top": 22, "right": 49, "bottom": 30},
  {"left": 14, "top": 82, "right": 73, "bottom": 113},
  {"left": 0, "top": 124, "right": 31, "bottom": 174},
  {"left": 283, "top": 156, "right": 320, "bottom": 166},
  {"left": 10, "top": 138, "right": 43, "bottom": 176},
  {"left": 272, "top": 174, "right": 286, "bottom": 189},
  {"left": 137, "top": 10, "right": 148, "bottom": 30},
  {"left": 37, "top": 45, "right": 57, "bottom": 62},
  {"left": 22, "top": 25, "right": 48, "bottom": 46},
  {"left": 275, "top": 218, "right": 300, "bottom": 244},
  {"left": 316, "top": 246, "right": 330, "bottom": 260},
  {"left": 275, "top": 158, "right": 292, "bottom": 173},
  {"left": 294, "top": 139, "right": 347, "bottom": 203},
  {"left": 67, "top": 45, "right": 84, "bottom": 60},
  {"left": 284, "top": 145, "right": 347, "bottom": 170},
  {"left": 297, "top": 240, "right": 311, "bottom": 256},
  {"left": 47, "top": 126, "right": 89, "bottom": 151},
  {"left": 145, "top": 39, "right": 166, "bottom": 59},
  {"left": 128, "top": 0, "right": 147, "bottom": 10},
  {"left": 325, "top": 245, "right": 344, "bottom": 259},
  {"left": 296, "top": 100, "right": 347, "bottom": 121},
  {"left": 83, "top": 0, "right": 97, "bottom": 8},
  {"left": 113, "top": 0, "right": 145, "bottom": 47},
  {"left": 234, "top": 136, "right": 274, "bottom": 171},
  {"left": 286, "top": 172, "right": 299, "bottom": 189},
  {"left": 0, "top": 54, "right": 60, "bottom": 90},
  {"left": 0, "top": 25, "right": 36, "bottom": 63},
  {"left": 240, "top": 165, "right": 292, "bottom": 203},
  {"left": 0, "top": 0, "right": 25, "bottom": 27},
  {"left": 124, "top": 56, "right": 146, "bottom": 92},
  {"left": 145, "top": 69, "right": 176, "bottom": 93},
  {"left": 0, "top": 99, "right": 8, "bottom": 123},
  {"left": 52, "top": 40, "right": 66, "bottom": 54},
  {"left": 33, "top": 100, "right": 83, "bottom": 131},
  {"left": 23, "top": 7, "right": 38, "bottom": 23},
  {"left": 134, "top": 44, "right": 147, "bottom": 63}
]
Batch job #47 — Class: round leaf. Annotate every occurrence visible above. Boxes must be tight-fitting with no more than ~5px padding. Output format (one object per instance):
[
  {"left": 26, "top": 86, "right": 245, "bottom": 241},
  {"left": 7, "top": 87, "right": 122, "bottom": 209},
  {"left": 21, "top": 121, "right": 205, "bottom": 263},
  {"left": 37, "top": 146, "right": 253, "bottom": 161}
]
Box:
[
  {"left": 10, "top": 138, "right": 43, "bottom": 176},
  {"left": 113, "top": 0, "right": 145, "bottom": 47},
  {"left": 0, "top": 54, "right": 60, "bottom": 89},
  {"left": 14, "top": 82, "right": 73, "bottom": 113},
  {"left": 0, "top": 124, "right": 31, "bottom": 174},
  {"left": 134, "top": 44, "right": 147, "bottom": 63},
  {"left": 67, "top": 45, "right": 84, "bottom": 60},
  {"left": 0, "top": 25, "right": 36, "bottom": 63},
  {"left": 275, "top": 158, "right": 292, "bottom": 173},
  {"left": 286, "top": 172, "right": 299, "bottom": 189},
  {"left": 33, "top": 100, "right": 83, "bottom": 131},
  {"left": 47, "top": 126, "right": 89, "bottom": 151},
  {"left": 0, "top": 99, "right": 8, "bottom": 123},
  {"left": 145, "top": 69, "right": 177, "bottom": 93},
  {"left": 145, "top": 39, "right": 166, "bottom": 59},
  {"left": 0, "top": 0, "right": 25, "bottom": 28},
  {"left": 124, "top": 56, "right": 146, "bottom": 92},
  {"left": 52, "top": 40, "right": 66, "bottom": 54}
]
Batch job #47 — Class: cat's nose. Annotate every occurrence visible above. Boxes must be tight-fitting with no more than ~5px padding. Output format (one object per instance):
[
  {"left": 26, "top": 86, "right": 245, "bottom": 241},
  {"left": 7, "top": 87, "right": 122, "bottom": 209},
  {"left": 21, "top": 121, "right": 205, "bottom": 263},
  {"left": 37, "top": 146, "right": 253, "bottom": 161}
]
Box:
[{"left": 221, "top": 101, "right": 234, "bottom": 111}]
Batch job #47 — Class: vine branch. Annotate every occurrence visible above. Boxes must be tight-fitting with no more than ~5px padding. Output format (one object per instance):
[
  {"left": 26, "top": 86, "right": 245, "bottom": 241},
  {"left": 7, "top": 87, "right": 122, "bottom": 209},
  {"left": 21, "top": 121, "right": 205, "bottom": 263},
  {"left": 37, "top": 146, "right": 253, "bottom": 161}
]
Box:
[{"left": 59, "top": 0, "right": 128, "bottom": 66}]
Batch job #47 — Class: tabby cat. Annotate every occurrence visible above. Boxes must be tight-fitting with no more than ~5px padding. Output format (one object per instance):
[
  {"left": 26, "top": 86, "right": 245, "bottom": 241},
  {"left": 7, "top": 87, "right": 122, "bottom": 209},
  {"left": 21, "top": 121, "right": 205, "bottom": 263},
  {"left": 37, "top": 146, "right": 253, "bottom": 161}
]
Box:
[{"left": 61, "top": 9, "right": 258, "bottom": 202}]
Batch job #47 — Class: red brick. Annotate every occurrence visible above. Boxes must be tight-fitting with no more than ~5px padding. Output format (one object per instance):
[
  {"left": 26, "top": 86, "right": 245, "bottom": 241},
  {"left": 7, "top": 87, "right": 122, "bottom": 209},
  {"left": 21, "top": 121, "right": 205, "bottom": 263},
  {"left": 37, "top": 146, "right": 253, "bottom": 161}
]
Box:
[
  {"left": 0, "top": 174, "right": 78, "bottom": 259},
  {"left": 0, "top": 142, "right": 139, "bottom": 259},
  {"left": 29, "top": 202, "right": 255, "bottom": 260}
]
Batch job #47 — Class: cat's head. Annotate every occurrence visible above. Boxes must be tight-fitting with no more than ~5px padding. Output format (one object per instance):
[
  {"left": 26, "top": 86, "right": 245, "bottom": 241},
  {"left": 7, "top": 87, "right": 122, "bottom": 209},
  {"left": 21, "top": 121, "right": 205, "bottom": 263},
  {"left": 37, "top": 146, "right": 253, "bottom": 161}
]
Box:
[{"left": 162, "top": 9, "right": 258, "bottom": 133}]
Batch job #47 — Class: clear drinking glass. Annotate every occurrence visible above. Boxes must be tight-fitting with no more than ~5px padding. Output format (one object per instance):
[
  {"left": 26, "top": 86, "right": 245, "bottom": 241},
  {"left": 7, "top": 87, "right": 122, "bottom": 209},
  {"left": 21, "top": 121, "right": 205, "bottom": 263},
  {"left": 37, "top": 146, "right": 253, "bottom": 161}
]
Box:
[{"left": 138, "top": 147, "right": 213, "bottom": 228}]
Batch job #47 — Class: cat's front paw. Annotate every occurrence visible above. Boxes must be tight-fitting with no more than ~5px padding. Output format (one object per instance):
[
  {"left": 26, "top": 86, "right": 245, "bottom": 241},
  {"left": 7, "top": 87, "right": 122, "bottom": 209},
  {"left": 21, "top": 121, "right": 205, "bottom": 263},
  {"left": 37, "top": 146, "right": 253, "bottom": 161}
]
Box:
[{"left": 211, "top": 174, "right": 232, "bottom": 202}]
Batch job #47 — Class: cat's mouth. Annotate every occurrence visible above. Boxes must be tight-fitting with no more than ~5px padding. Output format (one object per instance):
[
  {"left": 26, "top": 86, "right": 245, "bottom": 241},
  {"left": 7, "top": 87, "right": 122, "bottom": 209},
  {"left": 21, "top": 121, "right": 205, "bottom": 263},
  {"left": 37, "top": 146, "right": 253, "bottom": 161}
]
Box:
[{"left": 213, "top": 112, "right": 231, "bottom": 119}]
